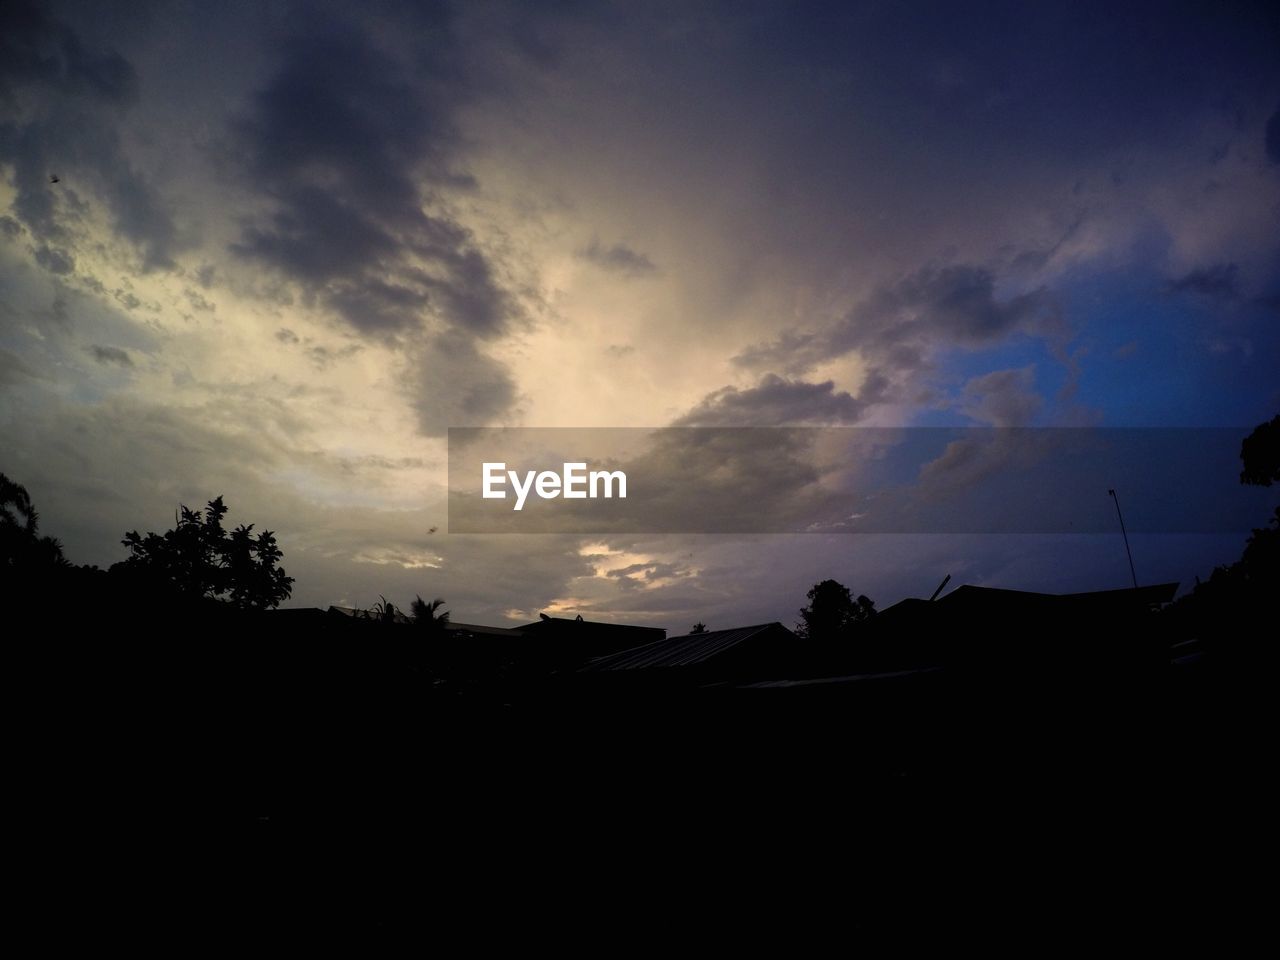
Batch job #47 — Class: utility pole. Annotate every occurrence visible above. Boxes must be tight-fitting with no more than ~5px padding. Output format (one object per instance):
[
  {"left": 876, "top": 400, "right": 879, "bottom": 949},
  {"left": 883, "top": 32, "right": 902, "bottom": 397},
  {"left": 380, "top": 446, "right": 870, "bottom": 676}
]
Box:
[{"left": 1108, "top": 488, "right": 1139, "bottom": 590}]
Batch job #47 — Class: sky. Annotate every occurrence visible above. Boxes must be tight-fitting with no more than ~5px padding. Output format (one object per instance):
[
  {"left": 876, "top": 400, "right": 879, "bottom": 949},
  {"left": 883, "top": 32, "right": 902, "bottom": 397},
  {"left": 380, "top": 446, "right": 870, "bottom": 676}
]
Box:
[{"left": 2, "top": 0, "right": 1278, "bottom": 630}]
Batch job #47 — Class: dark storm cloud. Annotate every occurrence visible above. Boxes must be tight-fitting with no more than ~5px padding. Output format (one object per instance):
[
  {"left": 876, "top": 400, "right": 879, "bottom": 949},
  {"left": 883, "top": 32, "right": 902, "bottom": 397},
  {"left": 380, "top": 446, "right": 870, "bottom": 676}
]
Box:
[
  {"left": 0, "top": 2, "right": 136, "bottom": 102},
  {"left": 227, "top": 9, "right": 522, "bottom": 435},
  {"left": 229, "top": 16, "right": 513, "bottom": 341},
  {"left": 833, "top": 265, "right": 1055, "bottom": 356},
  {"left": 33, "top": 244, "right": 74, "bottom": 275},
  {"left": 736, "top": 264, "right": 1056, "bottom": 380},
  {"left": 409, "top": 331, "right": 519, "bottom": 437},
  {"left": 674, "top": 373, "right": 885, "bottom": 427},
  {"left": 0, "top": 1, "right": 179, "bottom": 270},
  {"left": 1168, "top": 263, "right": 1239, "bottom": 300},
  {"left": 959, "top": 367, "right": 1041, "bottom": 428},
  {"left": 87, "top": 344, "right": 133, "bottom": 367},
  {"left": 578, "top": 238, "right": 657, "bottom": 277},
  {"left": 727, "top": 263, "right": 1058, "bottom": 423}
]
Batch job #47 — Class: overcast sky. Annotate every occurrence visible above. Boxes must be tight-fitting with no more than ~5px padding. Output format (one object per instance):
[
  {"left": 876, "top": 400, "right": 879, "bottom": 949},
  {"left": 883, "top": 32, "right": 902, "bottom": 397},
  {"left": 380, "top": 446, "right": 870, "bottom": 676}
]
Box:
[{"left": 3, "top": 0, "right": 1278, "bottom": 628}]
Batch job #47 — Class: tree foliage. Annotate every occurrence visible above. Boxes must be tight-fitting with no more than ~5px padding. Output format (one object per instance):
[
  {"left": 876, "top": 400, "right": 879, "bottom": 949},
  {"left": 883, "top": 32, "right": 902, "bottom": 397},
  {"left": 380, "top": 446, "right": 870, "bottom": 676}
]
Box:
[
  {"left": 1167, "top": 412, "right": 1280, "bottom": 656},
  {"left": 411, "top": 595, "right": 450, "bottom": 634},
  {"left": 796, "top": 579, "right": 875, "bottom": 640},
  {"left": 1239, "top": 414, "right": 1280, "bottom": 487},
  {"left": 119, "top": 496, "right": 293, "bottom": 609},
  {"left": 1, "top": 472, "right": 69, "bottom": 572}
]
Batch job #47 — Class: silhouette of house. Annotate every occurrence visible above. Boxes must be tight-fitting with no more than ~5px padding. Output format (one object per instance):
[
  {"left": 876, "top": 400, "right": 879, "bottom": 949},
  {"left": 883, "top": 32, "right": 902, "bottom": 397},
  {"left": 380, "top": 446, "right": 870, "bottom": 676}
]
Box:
[
  {"left": 267, "top": 606, "right": 661, "bottom": 669},
  {"left": 444, "top": 621, "right": 524, "bottom": 639},
  {"left": 855, "top": 582, "right": 1180, "bottom": 674},
  {"left": 579, "top": 622, "right": 800, "bottom": 684},
  {"left": 876, "top": 583, "right": 1178, "bottom": 626},
  {"left": 513, "top": 614, "right": 666, "bottom": 667}
]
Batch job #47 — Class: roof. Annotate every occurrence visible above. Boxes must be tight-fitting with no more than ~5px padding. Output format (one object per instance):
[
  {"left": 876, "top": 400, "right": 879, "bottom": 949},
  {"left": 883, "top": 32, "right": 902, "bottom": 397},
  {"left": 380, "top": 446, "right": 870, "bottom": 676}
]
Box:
[
  {"left": 327, "top": 604, "right": 411, "bottom": 624},
  {"left": 948, "top": 583, "right": 1176, "bottom": 604},
  {"left": 444, "top": 620, "right": 525, "bottom": 638},
  {"left": 877, "top": 582, "right": 1179, "bottom": 621},
  {"left": 580, "top": 622, "right": 792, "bottom": 672},
  {"left": 518, "top": 615, "right": 663, "bottom": 633}
]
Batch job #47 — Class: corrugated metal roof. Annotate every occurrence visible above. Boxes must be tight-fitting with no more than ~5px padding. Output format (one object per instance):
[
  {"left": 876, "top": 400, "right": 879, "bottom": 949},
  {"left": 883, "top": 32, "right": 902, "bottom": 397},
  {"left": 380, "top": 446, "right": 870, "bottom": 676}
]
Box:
[
  {"left": 581, "top": 622, "right": 789, "bottom": 672},
  {"left": 517, "top": 616, "right": 664, "bottom": 637},
  {"left": 739, "top": 666, "right": 945, "bottom": 688}
]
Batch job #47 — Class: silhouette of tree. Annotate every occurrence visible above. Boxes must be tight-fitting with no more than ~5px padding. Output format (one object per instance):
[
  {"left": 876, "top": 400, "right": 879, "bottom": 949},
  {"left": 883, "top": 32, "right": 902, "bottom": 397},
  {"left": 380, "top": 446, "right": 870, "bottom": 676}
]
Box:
[
  {"left": 365, "top": 595, "right": 400, "bottom": 623},
  {"left": 411, "top": 595, "right": 450, "bottom": 634},
  {"left": 119, "top": 495, "right": 293, "bottom": 609},
  {"left": 690, "top": 621, "right": 708, "bottom": 634},
  {"left": 1167, "top": 412, "right": 1280, "bottom": 660},
  {"left": 1, "top": 472, "right": 69, "bottom": 572},
  {"left": 796, "top": 579, "right": 875, "bottom": 640},
  {"left": 1240, "top": 414, "right": 1280, "bottom": 487}
]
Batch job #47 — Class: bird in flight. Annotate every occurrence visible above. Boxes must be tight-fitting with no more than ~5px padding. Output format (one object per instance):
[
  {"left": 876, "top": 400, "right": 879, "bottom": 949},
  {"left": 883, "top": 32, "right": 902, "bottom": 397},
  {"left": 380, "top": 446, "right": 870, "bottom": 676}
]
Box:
[{"left": 49, "top": 175, "right": 60, "bottom": 184}]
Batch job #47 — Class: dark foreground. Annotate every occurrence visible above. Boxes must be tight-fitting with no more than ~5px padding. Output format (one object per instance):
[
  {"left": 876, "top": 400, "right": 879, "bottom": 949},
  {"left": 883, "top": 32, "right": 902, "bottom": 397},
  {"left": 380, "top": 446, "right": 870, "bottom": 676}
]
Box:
[{"left": 10, "top": 595, "right": 1263, "bottom": 947}]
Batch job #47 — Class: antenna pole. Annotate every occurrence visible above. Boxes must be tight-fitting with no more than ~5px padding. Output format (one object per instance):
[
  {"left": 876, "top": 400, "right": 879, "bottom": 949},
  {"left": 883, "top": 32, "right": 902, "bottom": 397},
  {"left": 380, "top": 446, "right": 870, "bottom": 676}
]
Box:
[
  {"left": 928, "top": 574, "right": 951, "bottom": 602},
  {"left": 1108, "top": 488, "right": 1139, "bottom": 590}
]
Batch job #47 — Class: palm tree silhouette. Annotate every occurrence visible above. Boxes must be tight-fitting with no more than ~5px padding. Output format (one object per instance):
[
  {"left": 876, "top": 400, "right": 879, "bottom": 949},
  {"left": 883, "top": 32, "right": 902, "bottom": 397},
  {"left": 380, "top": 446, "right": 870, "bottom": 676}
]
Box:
[
  {"left": 411, "top": 595, "right": 450, "bottom": 635},
  {"left": 1, "top": 473, "right": 69, "bottom": 570}
]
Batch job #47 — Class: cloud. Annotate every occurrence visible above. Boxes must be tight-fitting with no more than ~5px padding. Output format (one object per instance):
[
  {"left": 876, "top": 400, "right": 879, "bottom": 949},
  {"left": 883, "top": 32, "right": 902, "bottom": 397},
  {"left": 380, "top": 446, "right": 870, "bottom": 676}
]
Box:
[
  {"left": 833, "top": 264, "right": 1056, "bottom": 356},
  {"left": 958, "top": 367, "right": 1041, "bottom": 428},
  {"left": 1168, "top": 263, "right": 1239, "bottom": 300},
  {"left": 228, "top": 17, "right": 515, "bottom": 342},
  {"left": 0, "top": 347, "right": 38, "bottom": 386},
  {"left": 87, "top": 344, "right": 133, "bottom": 367},
  {"left": 184, "top": 289, "right": 214, "bottom": 313},
  {"left": 675, "top": 373, "right": 885, "bottom": 427},
  {"left": 0, "top": 1, "right": 179, "bottom": 269},
  {"left": 305, "top": 343, "right": 362, "bottom": 370},
  {"left": 605, "top": 560, "right": 693, "bottom": 590},
  {"left": 734, "top": 264, "right": 1058, "bottom": 400},
  {"left": 0, "top": 2, "right": 136, "bottom": 102},
  {"left": 408, "top": 331, "right": 520, "bottom": 437},
  {"left": 578, "top": 238, "right": 657, "bottom": 276},
  {"left": 33, "top": 244, "right": 74, "bottom": 275},
  {"left": 222, "top": 9, "right": 524, "bottom": 433}
]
